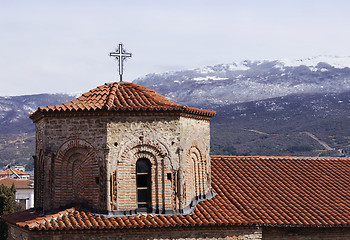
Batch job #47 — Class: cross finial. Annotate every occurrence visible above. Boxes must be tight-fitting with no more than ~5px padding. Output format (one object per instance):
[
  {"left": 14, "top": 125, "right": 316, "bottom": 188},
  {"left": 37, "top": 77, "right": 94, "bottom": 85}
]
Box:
[{"left": 109, "top": 43, "right": 132, "bottom": 82}]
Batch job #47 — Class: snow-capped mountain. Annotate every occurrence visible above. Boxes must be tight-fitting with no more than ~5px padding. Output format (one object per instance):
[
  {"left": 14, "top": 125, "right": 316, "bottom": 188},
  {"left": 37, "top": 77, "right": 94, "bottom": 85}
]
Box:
[
  {"left": 0, "top": 94, "right": 76, "bottom": 135},
  {"left": 1, "top": 56, "right": 350, "bottom": 168},
  {"left": 134, "top": 55, "right": 350, "bottom": 108}
]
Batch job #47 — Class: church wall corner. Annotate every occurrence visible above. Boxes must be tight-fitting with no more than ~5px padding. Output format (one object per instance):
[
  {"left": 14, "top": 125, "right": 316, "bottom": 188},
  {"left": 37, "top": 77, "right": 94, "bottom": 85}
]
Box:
[
  {"left": 34, "top": 116, "right": 109, "bottom": 212},
  {"left": 179, "top": 117, "right": 211, "bottom": 207}
]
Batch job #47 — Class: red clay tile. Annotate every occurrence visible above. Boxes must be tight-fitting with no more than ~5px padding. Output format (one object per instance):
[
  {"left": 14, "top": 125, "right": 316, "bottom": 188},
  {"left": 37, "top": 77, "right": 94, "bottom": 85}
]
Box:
[
  {"left": 30, "top": 82, "right": 216, "bottom": 121},
  {"left": 3, "top": 156, "right": 350, "bottom": 232},
  {"left": 0, "top": 168, "right": 30, "bottom": 176}
]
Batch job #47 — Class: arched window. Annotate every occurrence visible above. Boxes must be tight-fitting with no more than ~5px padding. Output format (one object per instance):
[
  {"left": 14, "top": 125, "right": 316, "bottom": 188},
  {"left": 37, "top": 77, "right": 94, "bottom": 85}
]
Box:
[{"left": 136, "top": 158, "right": 151, "bottom": 212}]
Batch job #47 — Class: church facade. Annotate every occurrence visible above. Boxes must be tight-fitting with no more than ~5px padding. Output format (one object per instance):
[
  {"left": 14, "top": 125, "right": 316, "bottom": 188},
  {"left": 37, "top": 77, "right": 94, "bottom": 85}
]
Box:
[
  {"left": 31, "top": 82, "right": 215, "bottom": 215},
  {"left": 3, "top": 81, "right": 350, "bottom": 240}
]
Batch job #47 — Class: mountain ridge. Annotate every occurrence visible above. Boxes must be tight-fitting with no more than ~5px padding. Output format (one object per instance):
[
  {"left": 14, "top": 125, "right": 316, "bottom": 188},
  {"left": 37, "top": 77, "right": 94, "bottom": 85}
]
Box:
[
  {"left": 0, "top": 56, "right": 349, "bottom": 169},
  {"left": 134, "top": 55, "right": 350, "bottom": 108}
]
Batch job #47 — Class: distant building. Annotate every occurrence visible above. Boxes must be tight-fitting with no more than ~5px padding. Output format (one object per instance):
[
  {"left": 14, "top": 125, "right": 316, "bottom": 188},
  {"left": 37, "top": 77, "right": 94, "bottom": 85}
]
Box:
[
  {"left": 0, "top": 178, "right": 34, "bottom": 209},
  {"left": 0, "top": 168, "right": 30, "bottom": 180},
  {"left": 12, "top": 166, "right": 25, "bottom": 172}
]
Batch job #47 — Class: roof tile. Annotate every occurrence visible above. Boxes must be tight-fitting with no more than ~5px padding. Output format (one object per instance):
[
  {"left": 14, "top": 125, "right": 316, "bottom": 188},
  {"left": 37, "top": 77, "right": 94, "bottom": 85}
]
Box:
[
  {"left": 3, "top": 156, "right": 350, "bottom": 231},
  {"left": 0, "top": 168, "right": 30, "bottom": 176},
  {"left": 30, "top": 82, "right": 215, "bottom": 120},
  {"left": 0, "top": 178, "right": 33, "bottom": 189}
]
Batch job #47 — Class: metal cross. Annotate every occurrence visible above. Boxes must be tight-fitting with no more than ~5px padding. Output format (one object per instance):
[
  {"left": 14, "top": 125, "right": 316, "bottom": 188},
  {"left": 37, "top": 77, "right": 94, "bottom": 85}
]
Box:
[{"left": 109, "top": 43, "right": 132, "bottom": 82}]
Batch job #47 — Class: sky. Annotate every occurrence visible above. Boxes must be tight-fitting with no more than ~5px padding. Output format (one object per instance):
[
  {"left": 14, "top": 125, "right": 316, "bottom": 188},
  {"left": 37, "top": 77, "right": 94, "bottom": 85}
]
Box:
[{"left": 1, "top": 0, "right": 350, "bottom": 96}]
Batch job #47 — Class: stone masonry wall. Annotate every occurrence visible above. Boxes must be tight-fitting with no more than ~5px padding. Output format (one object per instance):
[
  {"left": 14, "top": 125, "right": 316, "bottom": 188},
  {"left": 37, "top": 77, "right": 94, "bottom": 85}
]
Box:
[
  {"left": 263, "top": 227, "right": 350, "bottom": 239},
  {"left": 106, "top": 116, "right": 181, "bottom": 212},
  {"left": 180, "top": 116, "right": 211, "bottom": 207},
  {"left": 7, "top": 224, "right": 262, "bottom": 240},
  {"left": 106, "top": 115, "right": 211, "bottom": 212},
  {"left": 36, "top": 113, "right": 211, "bottom": 213},
  {"left": 36, "top": 116, "right": 108, "bottom": 211}
]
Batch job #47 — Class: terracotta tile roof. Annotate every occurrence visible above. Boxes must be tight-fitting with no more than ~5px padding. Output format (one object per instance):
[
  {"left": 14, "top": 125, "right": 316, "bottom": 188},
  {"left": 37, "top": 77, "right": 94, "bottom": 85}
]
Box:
[
  {"left": 210, "top": 156, "right": 350, "bottom": 227},
  {"left": 0, "top": 168, "right": 30, "bottom": 176},
  {"left": 0, "top": 178, "right": 33, "bottom": 189},
  {"left": 29, "top": 82, "right": 215, "bottom": 120},
  {"left": 3, "top": 155, "right": 350, "bottom": 231}
]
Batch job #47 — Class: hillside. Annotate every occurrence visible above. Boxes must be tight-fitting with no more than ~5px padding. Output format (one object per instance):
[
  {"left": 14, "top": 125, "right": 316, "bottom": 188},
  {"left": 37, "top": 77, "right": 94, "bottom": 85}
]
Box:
[
  {"left": 0, "top": 94, "right": 76, "bottom": 170},
  {"left": 1, "top": 56, "right": 350, "bottom": 170},
  {"left": 210, "top": 91, "right": 350, "bottom": 157}
]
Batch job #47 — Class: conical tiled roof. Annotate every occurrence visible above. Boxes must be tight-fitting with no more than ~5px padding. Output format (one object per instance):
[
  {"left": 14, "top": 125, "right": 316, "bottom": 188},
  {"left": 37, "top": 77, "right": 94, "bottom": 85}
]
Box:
[{"left": 30, "top": 82, "right": 215, "bottom": 121}]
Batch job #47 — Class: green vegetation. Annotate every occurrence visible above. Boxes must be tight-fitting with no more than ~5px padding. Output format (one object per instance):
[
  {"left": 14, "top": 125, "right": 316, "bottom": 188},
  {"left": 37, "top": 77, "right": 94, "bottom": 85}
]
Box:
[
  {"left": 0, "top": 184, "right": 17, "bottom": 240},
  {"left": 211, "top": 144, "right": 238, "bottom": 155},
  {"left": 286, "top": 145, "right": 313, "bottom": 153},
  {"left": 210, "top": 106, "right": 350, "bottom": 157},
  {"left": 0, "top": 184, "right": 16, "bottom": 215}
]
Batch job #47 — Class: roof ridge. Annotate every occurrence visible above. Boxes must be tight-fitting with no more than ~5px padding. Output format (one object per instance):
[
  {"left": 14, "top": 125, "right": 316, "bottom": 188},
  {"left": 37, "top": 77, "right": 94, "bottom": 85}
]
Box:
[
  {"left": 74, "top": 93, "right": 88, "bottom": 105},
  {"left": 105, "top": 82, "right": 119, "bottom": 110}
]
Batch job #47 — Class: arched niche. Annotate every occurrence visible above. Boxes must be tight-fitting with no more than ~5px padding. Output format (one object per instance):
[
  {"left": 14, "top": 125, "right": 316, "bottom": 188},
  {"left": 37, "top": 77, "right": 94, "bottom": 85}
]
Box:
[
  {"left": 54, "top": 138, "right": 99, "bottom": 209},
  {"left": 183, "top": 140, "right": 209, "bottom": 206},
  {"left": 112, "top": 141, "right": 173, "bottom": 212}
]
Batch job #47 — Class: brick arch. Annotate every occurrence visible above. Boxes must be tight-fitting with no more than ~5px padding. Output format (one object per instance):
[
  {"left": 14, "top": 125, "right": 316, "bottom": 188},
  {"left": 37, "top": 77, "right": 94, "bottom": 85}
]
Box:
[
  {"left": 114, "top": 139, "right": 172, "bottom": 212},
  {"left": 55, "top": 138, "right": 96, "bottom": 162},
  {"left": 54, "top": 138, "right": 99, "bottom": 209},
  {"left": 191, "top": 146, "right": 203, "bottom": 196},
  {"left": 184, "top": 139, "right": 209, "bottom": 204},
  {"left": 118, "top": 137, "right": 170, "bottom": 165},
  {"left": 71, "top": 155, "right": 83, "bottom": 200},
  {"left": 184, "top": 150, "right": 196, "bottom": 203}
]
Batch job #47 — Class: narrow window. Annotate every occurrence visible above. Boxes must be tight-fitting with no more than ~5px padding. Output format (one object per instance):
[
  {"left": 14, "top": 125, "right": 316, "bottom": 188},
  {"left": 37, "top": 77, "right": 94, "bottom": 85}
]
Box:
[{"left": 136, "top": 158, "right": 151, "bottom": 212}]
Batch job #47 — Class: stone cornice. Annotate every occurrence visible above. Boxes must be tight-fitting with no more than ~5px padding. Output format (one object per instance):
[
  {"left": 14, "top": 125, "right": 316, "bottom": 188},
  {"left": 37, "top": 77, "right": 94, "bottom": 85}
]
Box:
[{"left": 30, "top": 110, "right": 214, "bottom": 123}]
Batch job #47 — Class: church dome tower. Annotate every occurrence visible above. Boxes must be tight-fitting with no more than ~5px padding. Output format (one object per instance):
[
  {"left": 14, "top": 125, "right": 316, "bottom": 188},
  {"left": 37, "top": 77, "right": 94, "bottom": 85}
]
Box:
[{"left": 30, "top": 82, "right": 215, "bottom": 215}]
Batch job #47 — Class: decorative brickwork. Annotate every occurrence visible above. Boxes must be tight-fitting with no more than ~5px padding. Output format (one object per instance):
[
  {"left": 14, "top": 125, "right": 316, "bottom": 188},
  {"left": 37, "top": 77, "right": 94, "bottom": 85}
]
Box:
[
  {"left": 54, "top": 138, "right": 99, "bottom": 209},
  {"left": 182, "top": 144, "right": 210, "bottom": 207},
  {"left": 180, "top": 116, "right": 211, "bottom": 207},
  {"left": 105, "top": 114, "right": 212, "bottom": 213},
  {"left": 106, "top": 117, "right": 179, "bottom": 212},
  {"left": 112, "top": 138, "right": 172, "bottom": 212},
  {"left": 30, "top": 82, "right": 214, "bottom": 215},
  {"left": 184, "top": 150, "right": 195, "bottom": 204},
  {"left": 32, "top": 116, "right": 108, "bottom": 212}
]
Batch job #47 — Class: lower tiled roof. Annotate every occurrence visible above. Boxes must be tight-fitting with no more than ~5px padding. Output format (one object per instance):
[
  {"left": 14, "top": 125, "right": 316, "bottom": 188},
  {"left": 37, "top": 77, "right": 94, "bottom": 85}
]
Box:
[
  {"left": 0, "top": 178, "right": 33, "bottom": 189},
  {"left": 3, "top": 155, "right": 350, "bottom": 231},
  {"left": 211, "top": 156, "right": 350, "bottom": 226}
]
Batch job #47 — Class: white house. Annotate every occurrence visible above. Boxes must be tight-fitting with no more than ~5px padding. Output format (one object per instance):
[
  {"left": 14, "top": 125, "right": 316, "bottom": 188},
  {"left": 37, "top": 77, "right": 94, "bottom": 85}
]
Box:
[{"left": 0, "top": 178, "right": 34, "bottom": 209}]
